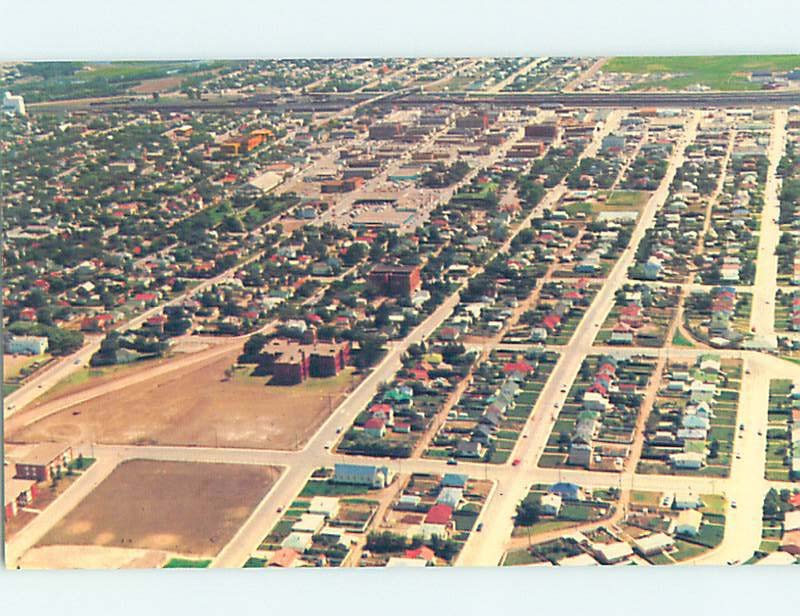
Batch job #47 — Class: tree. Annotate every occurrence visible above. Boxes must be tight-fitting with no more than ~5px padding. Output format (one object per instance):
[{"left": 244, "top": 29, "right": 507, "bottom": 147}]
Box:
[{"left": 515, "top": 500, "right": 541, "bottom": 526}]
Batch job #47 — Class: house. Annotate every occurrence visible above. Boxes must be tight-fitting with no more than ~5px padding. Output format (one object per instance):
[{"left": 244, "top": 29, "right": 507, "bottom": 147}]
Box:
[
  {"left": 13, "top": 442, "right": 73, "bottom": 482},
  {"left": 318, "top": 526, "right": 347, "bottom": 545},
  {"left": 670, "top": 452, "right": 705, "bottom": 470},
  {"left": 7, "top": 335, "right": 48, "bottom": 355},
  {"left": 633, "top": 532, "right": 675, "bottom": 556},
  {"left": 548, "top": 482, "right": 583, "bottom": 501},
  {"left": 673, "top": 492, "right": 702, "bottom": 510},
  {"left": 308, "top": 496, "right": 340, "bottom": 519},
  {"left": 593, "top": 541, "right": 633, "bottom": 564},
  {"left": 436, "top": 487, "right": 463, "bottom": 508},
  {"left": 558, "top": 553, "right": 599, "bottom": 566},
  {"left": 363, "top": 417, "right": 386, "bottom": 439},
  {"left": 422, "top": 504, "right": 453, "bottom": 539},
  {"left": 292, "top": 513, "right": 326, "bottom": 534},
  {"left": 268, "top": 548, "right": 300, "bottom": 568},
  {"left": 441, "top": 473, "right": 468, "bottom": 488},
  {"left": 674, "top": 509, "right": 703, "bottom": 537},
  {"left": 333, "top": 463, "right": 393, "bottom": 488},
  {"left": 456, "top": 440, "right": 483, "bottom": 458},
  {"left": 281, "top": 532, "right": 314, "bottom": 552},
  {"left": 568, "top": 442, "right": 592, "bottom": 468},
  {"left": 541, "top": 493, "right": 563, "bottom": 516},
  {"left": 583, "top": 391, "right": 610, "bottom": 412},
  {"left": 404, "top": 545, "right": 436, "bottom": 564}
]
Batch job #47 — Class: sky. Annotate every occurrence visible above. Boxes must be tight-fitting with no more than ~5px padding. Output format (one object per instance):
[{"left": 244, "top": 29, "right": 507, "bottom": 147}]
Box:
[{"left": 2, "top": 0, "right": 800, "bottom": 60}]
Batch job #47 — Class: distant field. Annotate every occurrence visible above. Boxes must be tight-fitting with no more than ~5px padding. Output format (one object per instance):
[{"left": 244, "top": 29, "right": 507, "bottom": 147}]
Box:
[
  {"left": 604, "top": 55, "right": 800, "bottom": 91},
  {"left": 38, "top": 460, "right": 280, "bottom": 557}
]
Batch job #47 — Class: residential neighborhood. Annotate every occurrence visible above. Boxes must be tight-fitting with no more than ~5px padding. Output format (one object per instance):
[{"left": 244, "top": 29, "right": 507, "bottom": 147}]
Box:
[{"left": 4, "top": 56, "right": 800, "bottom": 571}]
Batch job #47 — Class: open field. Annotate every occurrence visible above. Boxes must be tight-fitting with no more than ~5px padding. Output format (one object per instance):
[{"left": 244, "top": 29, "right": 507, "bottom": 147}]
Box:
[
  {"left": 37, "top": 460, "right": 280, "bottom": 559},
  {"left": 11, "top": 348, "right": 358, "bottom": 450},
  {"left": 604, "top": 55, "right": 800, "bottom": 91}
]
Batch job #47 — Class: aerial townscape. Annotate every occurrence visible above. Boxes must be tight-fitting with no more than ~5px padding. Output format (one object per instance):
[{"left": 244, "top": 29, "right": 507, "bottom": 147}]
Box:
[{"left": 6, "top": 55, "right": 800, "bottom": 570}]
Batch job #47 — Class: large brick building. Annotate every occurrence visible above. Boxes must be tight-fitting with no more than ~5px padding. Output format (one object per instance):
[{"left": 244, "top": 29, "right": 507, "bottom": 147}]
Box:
[
  {"left": 14, "top": 442, "right": 73, "bottom": 482},
  {"left": 524, "top": 121, "right": 560, "bottom": 141},
  {"left": 368, "top": 264, "right": 421, "bottom": 298},
  {"left": 262, "top": 339, "right": 351, "bottom": 385}
]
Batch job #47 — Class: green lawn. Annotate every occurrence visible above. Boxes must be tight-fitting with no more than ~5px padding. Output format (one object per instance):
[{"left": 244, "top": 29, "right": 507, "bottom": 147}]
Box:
[
  {"left": 604, "top": 55, "right": 800, "bottom": 91},
  {"left": 672, "top": 330, "right": 695, "bottom": 347},
  {"left": 604, "top": 190, "right": 648, "bottom": 208},
  {"left": 163, "top": 558, "right": 211, "bottom": 568}
]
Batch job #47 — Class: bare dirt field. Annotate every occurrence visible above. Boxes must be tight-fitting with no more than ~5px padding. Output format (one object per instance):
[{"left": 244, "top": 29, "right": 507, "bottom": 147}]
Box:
[
  {"left": 129, "top": 75, "right": 184, "bottom": 94},
  {"left": 37, "top": 460, "right": 280, "bottom": 558},
  {"left": 19, "top": 545, "right": 171, "bottom": 569},
  {"left": 11, "top": 348, "right": 359, "bottom": 449}
]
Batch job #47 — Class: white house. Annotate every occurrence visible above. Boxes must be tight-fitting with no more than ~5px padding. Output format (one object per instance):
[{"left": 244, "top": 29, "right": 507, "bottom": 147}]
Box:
[
  {"left": 540, "top": 493, "right": 563, "bottom": 516},
  {"left": 308, "top": 496, "right": 340, "bottom": 519},
  {"left": 292, "top": 513, "right": 326, "bottom": 534},
  {"left": 282, "top": 532, "right": 314, "bottom": 552},
  {"left": 674, "top": 509, "right": 703, "bottom": 537},
  {"left": 633, "top": 532, "right": 675, "bottom": 556}
]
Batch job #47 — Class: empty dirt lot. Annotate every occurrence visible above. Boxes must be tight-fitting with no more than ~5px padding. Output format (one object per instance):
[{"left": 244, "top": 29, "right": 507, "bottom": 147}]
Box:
[
  {"left": 37, "top": 460, "right": 280, "bottom": 557},
  {"left": 10, "top": 348, "right": 358, "bottom": 449}
]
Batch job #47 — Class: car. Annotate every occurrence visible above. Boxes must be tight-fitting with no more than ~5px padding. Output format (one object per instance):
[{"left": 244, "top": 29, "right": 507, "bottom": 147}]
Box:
[
  {"left": 523, "top": 433, "right": 528, "bottom": 438},
  {"left": 512, "top": 458, "right": 521, "bottom": 466},
  {"left": 476, "top": 522, "right": 484, "bottom": 532},
  {"left": 736, "top": 453, "right": 741, "bottom": 459},
  {"left": 731, "top": 500, "right": 737, "bottom": 509},
  {"left": 758, "top": 430, "right": 763, "bottom": 436},
  {"left": 554, "top": 402, "right": 560, "bottom": 408},
  {"left": 745, "top": 369, "right": 751, "bottom": 375},
  {"left": 447, "top": 458, "right": 458, "bottom": 466},
  {"left": 727, "top": 559, "right": 740, "bottom": 566},
  {"left": 739, "top": 424, "right": 745, "bottom": 431},
  {"left": 324, "top": 442, "right": 332, "bottom": 450},
  {"left": 276, "top": 507, "right": 283, "bottom": 513},
  {"left": 74, "top": 359, "right": 80, "bottom": 365},
  {"left": 336, "top": 427, "right": 342, "bottom": 434}
]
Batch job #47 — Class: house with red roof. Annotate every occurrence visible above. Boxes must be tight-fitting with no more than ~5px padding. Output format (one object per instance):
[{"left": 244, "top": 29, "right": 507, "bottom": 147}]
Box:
[
  {"left": 80, "top": 313, "right": 114, "bottom": 332},
  {"left": 19, "top": 307, "right": 37, "bottom": 321},
  {"left": 364, "top": 417, "right": 386, "bottom": 439},
  {"left": 404, "top": 545, "right": 436, "bottom": 563},
  {"left": 422, "top": 504, "right": 453, "bottom": 539}
]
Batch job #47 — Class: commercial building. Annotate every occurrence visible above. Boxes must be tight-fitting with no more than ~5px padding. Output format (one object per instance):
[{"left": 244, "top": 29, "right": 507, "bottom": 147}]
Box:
[
  {"left": 6, "top": 335, "right": 49, "bottom": 355},
  {"left": 3, "top": 91, "right": 26, "bottom": 116},
  {"left": 333, "top": 463, "right": 393, "bottom": 488},
  {"left": 367, "top": 264, "right": 421, "bottom": 298},
  {"left": 13, "top": 442, "right": 73, "bottom": 482}
]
